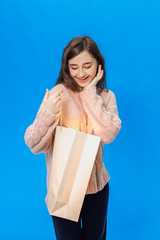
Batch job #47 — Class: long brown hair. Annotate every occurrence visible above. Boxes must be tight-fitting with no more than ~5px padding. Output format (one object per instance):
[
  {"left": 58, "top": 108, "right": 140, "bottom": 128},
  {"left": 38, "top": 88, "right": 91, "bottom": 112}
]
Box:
[{"left": 55, "top": 36, "right": 109, "bottom": 94}]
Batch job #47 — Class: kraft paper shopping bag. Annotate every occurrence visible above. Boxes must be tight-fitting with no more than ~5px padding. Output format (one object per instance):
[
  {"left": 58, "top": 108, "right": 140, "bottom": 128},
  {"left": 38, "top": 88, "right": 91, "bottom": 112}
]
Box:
[{"left": 45, "top": 91, "right": 101, "bottom": 222}]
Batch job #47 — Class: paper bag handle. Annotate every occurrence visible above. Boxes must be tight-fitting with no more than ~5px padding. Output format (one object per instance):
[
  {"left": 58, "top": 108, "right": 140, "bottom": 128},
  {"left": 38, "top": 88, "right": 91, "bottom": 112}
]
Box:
[
  {"left": 95, "top": 142, "right": 103, "bottom": 169},
  {"left": 58, "top": 90, "right": 102, "bottom": 169},
  {"left": 59, "top": 91, "right": 62, "bottom": 131}
]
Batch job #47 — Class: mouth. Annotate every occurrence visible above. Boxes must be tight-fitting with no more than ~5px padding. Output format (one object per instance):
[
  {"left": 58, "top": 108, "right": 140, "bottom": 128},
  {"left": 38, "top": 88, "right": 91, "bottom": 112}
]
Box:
[{"left": 77, "top": 76, "right": 89, "bottom": 82}]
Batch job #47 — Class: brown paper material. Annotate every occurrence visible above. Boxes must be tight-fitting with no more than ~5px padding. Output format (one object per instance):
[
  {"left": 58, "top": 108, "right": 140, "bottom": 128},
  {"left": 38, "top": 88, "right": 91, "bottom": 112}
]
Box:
[{"left": 45, "top": 126, "right": 101, "bottom": 222}]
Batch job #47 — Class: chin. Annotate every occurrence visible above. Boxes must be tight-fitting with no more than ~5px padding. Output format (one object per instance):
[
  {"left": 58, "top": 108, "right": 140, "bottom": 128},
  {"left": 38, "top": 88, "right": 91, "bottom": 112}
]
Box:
[{"left": 78, "top": 82, "right": 89, "bottom": 88}]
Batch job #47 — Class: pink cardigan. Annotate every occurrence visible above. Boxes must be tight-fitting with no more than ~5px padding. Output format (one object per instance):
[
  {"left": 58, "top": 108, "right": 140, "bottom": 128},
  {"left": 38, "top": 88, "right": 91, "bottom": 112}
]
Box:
[{"left": 24, "top": 83, "right": 122, "bottom": 194}]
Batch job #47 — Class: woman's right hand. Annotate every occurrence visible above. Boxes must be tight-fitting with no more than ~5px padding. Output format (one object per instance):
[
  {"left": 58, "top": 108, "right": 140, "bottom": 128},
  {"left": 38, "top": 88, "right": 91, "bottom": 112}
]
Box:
[{"left": 42, "top": 89, "right": 63, "bottom": 115}]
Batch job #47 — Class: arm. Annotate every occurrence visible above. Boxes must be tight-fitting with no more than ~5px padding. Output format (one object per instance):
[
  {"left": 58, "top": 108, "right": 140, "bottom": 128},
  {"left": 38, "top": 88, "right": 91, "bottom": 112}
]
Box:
[
  {"left": 24, "top": 96, "right": 61, "bottom": 155},
  {"left": 79, "top": 86, "right": 122, "bottom": 144}
]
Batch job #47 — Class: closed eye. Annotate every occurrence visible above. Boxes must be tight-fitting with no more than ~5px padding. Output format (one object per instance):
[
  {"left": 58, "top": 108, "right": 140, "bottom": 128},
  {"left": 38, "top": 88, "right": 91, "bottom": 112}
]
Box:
[
  {"left": 85, "top": 65, "right": 92, "bottom": 69},
  {"left": 71, "top": 67, "right": 78, "bottom": 70},
  {"left": 71, "top": 65, "right": 92, "bottom": 70}
]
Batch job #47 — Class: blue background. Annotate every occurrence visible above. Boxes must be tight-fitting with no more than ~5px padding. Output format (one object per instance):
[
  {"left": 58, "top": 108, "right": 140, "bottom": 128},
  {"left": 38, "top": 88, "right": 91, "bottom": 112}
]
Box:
[{"left": 0, "top": 0, "right": 159, "bottom": 239}]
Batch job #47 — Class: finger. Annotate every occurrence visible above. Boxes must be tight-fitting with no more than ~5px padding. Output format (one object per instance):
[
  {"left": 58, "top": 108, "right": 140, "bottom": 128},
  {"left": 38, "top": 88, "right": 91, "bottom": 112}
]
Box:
[
  {"left": 99, "top": 65, "right": 103, "bottom": 74},
  {"left": 56, "top": 90, "right": 64, "bottom": 100},
  {"left": 96, "top": 65, "right": 101, "bottom": 76},
  {"left": 98, "top": 67, "right": 103, "bottom": 77},
  {"left": 55, "top": 96, "right": 61, "bottom": 103},
  {"left": 55, "top": 100, "right": 62, "bottom": 109},
  {"left": 46, "top": 89, "right": 50, "bottom": 98},
  {"left": 57, "top": 101, "right": 61, "bottom": 106},
  {"left": 98, "top": 70, "right": 104, "bottom": 80},
  {"left": 52, "top": 92, "right": 60, "bottom": 99},
  {"left": 51, "top": 89, "right": 64, "bottom": 99},
  {"left": 56, "top": 92, "right": 62, "bottom": 99},
  {"left": 100, "top": 69, "right": 104, "bottom": 77},
  {"left": 95, "top": 70, "right": 103, "bottom": 83},
  {"left": 54, "top": 90, "right": 64, "bottom": 98},
  {"left": 58, "top": 90, "right": 64, "bottom": 96}
]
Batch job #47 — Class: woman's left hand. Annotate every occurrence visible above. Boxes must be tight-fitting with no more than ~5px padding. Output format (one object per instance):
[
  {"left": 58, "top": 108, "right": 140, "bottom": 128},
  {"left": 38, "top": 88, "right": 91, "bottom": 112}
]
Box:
[{"left": 84, "top": 65, "right": 104, "bottom": 90}]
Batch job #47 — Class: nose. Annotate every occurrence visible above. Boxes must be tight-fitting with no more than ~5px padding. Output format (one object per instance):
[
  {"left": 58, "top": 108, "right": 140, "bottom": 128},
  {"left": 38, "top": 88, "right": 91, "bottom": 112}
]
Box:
[{"left": 78, "top": 68, "right": 86, "bottom": 77}]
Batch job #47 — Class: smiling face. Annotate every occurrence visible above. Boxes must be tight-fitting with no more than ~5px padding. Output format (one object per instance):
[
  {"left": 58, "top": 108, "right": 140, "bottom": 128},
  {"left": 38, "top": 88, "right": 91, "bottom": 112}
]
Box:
[{"left": 68, "top": 50, "right": 98, "bottom": 89}]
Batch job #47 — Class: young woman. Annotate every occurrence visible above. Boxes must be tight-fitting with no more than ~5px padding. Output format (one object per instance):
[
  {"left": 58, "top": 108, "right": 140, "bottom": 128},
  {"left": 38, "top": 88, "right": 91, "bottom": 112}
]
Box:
[{"left": 24, "top": 36, "right": 122, "bottom": 240}]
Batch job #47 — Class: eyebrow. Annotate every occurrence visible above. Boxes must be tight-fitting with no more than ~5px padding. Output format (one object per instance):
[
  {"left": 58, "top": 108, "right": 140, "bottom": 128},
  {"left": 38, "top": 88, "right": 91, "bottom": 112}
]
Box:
[{"left": 69, "top": 62, "right": 92, "bottom": 66}]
